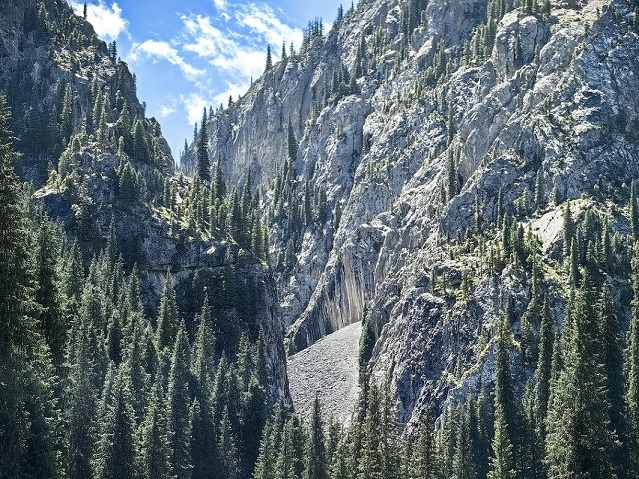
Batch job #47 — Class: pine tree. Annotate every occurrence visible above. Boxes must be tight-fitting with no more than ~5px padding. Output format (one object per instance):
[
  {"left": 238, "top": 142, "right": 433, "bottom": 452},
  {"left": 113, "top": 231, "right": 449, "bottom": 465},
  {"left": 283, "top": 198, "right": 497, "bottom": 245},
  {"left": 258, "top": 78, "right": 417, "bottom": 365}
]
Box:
[
  {"left": 562, "top": 202, "right": 574, "bottom": 260},
  {"left": 532, "top": 299, "right": 554, "bottom": 441},
  {"left": 488, "top": 317, "right": 517, "bottom": 479},
  {"left": 632, "top": 181, "right": 639, "bottom": 240},
  {"left": 197, "top": 108, "right": 210, "bottom": 182},
  {"left": 218, "top": 408, "right": 239, "bottom": 479},
  {"left": 156, "top": 272, "right": 179, "bottom": 353},
  {"left": 131, "top": 119, "right": 150, "bottom": 163},
  {"left": 253, "top": 422, "right": 276, "bottom": 479},
  {"left": 599, "top": 286, "right": 628, "bottom": 477},
  {"left": 358, "top": 383, "right": 382, "bottom": 479},
  {"left": 190, "top": 296, "right": 217, "bottom": 479},
  {"left": 137, "top": 380, "right": 172, "bottom": 479},
  {"left": 94, "top": 368, "right": 137, "bottom": 479},
  {"left": 287, "top": 119, "right": 298, "bottom": 161},
  {"left": 167, "top": 323, "right": 192, "bottom": 479},
  {"left": 266, "top": 44, "right": 273, "bottom": 70},
  {"left": 0, "top": 95, "right": 62, "bottom": 478},
  {"left": 627, "top": 242, "right": 639, "bottom": 475},
  {"left": 411, "top": 412, "right": 439, "bottom": 478},
  {"left": 67, "top": 312, "right": 98, "bottom": 479},
  {"left": 306, "top": 395, "right": 329, "bottom": 479},
  {"left": 546, "top": 274, "right": 618, "bottom": 478}
]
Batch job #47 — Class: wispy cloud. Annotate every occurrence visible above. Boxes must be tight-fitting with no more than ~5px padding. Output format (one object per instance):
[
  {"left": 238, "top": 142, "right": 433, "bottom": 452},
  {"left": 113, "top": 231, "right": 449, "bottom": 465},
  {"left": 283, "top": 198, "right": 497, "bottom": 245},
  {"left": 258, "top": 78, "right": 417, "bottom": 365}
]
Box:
[
  {"left": 129, "top": 40, "right": 205, "bottom": 80},
  {"left": 182, "top": 14, "right": 266, "bottom": 80},
  {"left": 213, "top": 0, "right": 228, "bottom": 11},
  {"left": 128, "top": 1, "right": 303, "bottom": 135},
  {"left": 235, "top": 4, "right": 303, "bottom": 49},
  {"left": 70, "top": 1, "right": 129, "bottom": 42},
  {"left": 159, "top": 105, "right": 176, "bottom": 118},
  {"left": 181, "top": 92, "right": 211, "bottom": 126}
]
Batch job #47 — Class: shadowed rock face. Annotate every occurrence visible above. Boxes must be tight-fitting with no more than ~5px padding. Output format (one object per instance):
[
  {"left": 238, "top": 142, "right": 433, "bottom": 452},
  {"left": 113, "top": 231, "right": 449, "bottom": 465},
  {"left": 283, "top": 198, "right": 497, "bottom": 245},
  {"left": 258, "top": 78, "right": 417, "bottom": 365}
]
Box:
[{"left": 185, "top": 0, "right": 639, "bottom": 425}]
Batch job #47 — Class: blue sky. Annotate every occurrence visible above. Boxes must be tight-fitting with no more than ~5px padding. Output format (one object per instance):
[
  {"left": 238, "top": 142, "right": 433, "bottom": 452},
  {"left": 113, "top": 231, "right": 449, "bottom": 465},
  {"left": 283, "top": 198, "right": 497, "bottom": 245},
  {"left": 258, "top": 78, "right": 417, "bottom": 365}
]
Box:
[{"left": 71, "top": 0, "right": 344, "bottom": 158}]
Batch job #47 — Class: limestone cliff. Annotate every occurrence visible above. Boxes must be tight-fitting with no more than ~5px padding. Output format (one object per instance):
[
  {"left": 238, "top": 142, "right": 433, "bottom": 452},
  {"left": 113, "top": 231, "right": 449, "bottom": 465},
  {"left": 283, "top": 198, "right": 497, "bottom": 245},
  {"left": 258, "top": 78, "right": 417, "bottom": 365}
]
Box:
[{"left": 188, "top": 0, "right": 639, "bottom": 426}]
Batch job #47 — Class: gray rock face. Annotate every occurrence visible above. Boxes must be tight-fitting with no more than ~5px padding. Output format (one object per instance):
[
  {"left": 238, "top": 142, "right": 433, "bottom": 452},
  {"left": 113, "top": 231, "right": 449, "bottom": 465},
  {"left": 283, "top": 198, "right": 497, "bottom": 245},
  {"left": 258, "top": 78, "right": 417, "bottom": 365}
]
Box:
[{"left": 187, "top": 0, "right": 639, "bottom": 425}]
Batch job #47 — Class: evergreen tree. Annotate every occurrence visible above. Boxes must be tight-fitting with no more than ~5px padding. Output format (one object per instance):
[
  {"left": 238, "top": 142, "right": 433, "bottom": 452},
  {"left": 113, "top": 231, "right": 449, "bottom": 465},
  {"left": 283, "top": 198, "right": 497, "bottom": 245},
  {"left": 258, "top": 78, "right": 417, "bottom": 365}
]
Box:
[
  {"left": 411, "top": 412, "right": 439, "bottom": 478},
  {"left": 306, "top": 395, "right": 329, "bottom": 479},
  {"left": 631, "top": 181, "right": 639, "bottom": 240},
  {"left": 0, "top": 95, "right": 62, "bottom": 479},
  {"left": 94, "top": 368, "right": 137, "bottom": 479},
  {"left": 129, "top": 119, "right": 148, "bottom": 162},
  {"left": 546, "top": 275, "right": 618, "bottom": 478},
  {"left": 219, "top": 408, "right": 239, "bottom": 479},
  {"left": 627, "top": 243, "right": 639, "bottom": 475},
  {"left": 266, "top": 44, "right": 273, "bottom": 70},
  {"left": 287, "top": 120, "right": 297, "bottom": 162},
  {"left": 197, "top": 108, "right": 210, "bottom": 182},
  {"left": 67, "top": 316, "right": 98, "bottom": 479},
  {"left": 358, "top": 383, "right": 382, "bottom": 479},
  {"left": 599, "top": 286, "right": 628, "bottom": 478},
  {"left": 137, "top": 380, "right": 172, "bottom": 479},
  {"left": 488, "top": 317, "right": 517, "bottom": 479},
  {"left": 167, "top": 324, "right": 192, "bottom": 479},
  {"left": 253, "top": 422, "right": 276, "bottom": 479}
]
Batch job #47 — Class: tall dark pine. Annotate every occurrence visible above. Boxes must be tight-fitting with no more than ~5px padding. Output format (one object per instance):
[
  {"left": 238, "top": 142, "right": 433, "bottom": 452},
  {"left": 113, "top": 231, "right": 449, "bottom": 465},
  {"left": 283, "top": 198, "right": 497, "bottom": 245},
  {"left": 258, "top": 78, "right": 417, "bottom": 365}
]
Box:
[
  {"left": 94, "top": 369, "right": 137, "bottom": 479},
  {"left": 599, "top": 287, "right": 628, "bottom": 478},
  {"left": 411, "top": 412, "right": 439, "bottom": 478},
  {"left": 546, "top": 275, "right": 618, "bottom": 478},
  {"left": 488, "top": 317, "right": 516, "bottom": 479},
  {"left": 305, "top": 395, "right": 329, "bottom": 479},
  {"left": 167, "top": 324, "right": 192, "bottom": 479},
  {"left": 0, "top": 95, "right": 62, "bottom": 479},
  {"left": 137, "top": 380, "right": 172, "bottom": 479},
  {"left": 197, "top": 108, "right": 210, "bottom": 182},
  {"left": 67, "top": 317, "right": 98, "bottom": 479},
  {"left": 265, "top": 44, "right": 273, "bottom": 70}
]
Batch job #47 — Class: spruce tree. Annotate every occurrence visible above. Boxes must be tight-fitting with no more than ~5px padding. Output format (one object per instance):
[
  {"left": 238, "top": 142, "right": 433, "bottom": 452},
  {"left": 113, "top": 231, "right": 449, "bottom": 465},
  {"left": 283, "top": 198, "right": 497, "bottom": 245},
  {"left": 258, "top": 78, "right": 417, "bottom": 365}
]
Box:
[
  {"left": 167, "top": 323, "right": 192, "bottom": 479},
  {"left": 631, "top": 181, "right": 639, "bottom": 240},
  {"left": 627, "top": 242, "right": 639, "bottom": 475},
  {"left": 306, "top": 395, "right": 329, "bottom": 479},
  {"left": 411, "top": 412, "right": 439, "bottom": 478},
  {"left": 197, "top": 108, "right": 210, "bottom": 182},
  {"left": 265, "top": 44, "right": 273, "bottom": 70},
  {"left": 94, "top": 368, "right": 137, "bottom": 479},
  {"left": 137, "top": 380, "right": 172, "bottom": 479},
  {"left": 0, "top": 95, "right": 62, "bottom": 479},
  {"left": 488, "top": 317, "right": 517, "bottom": 479},
  {"left": 599, "top": 286, "right": 628, "bottom": 477},
  {"left": 219, "top": 407, "right": 239, "bottom": 479},
  {"left": 546, "top": 274, "right": 618, "bottom": 478},
  {"left": 67, "top": 316, "right": 98, "bottom": 479}
]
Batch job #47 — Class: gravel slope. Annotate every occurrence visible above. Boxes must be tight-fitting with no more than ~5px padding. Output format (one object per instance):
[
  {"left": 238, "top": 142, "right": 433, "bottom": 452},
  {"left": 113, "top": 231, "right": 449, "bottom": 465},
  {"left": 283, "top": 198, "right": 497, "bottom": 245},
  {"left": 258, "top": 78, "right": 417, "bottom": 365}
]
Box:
[{"left": 287, "top": 322, "right": 362, "bottom": 423}]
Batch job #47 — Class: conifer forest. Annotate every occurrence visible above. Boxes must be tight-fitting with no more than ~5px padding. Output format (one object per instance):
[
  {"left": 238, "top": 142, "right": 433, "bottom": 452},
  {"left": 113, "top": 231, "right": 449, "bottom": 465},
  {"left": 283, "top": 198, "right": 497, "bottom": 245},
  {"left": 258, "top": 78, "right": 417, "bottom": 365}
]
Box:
[{"left": 3, "top": 0, "right": 639, "bottom": 478}]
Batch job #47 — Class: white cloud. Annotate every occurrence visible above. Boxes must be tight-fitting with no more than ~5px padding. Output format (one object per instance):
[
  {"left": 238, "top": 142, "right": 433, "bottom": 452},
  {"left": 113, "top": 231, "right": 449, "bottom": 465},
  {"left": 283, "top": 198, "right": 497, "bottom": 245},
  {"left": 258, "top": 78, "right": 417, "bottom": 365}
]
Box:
[
  {"left": 235, "top": 4, "right": 303, "bottom": 50},
  {"left": 129, "top": 40, "right": 205, "bottom": 80},
  {"left": 181, "top": 93, "right": 211, "bottom": 126},
  {"left": 182, "top": 14, "right": 267, "bottom": 80},
  {"left": 159, "top": 105, "right": 176, "bottom": 118},
  {"left": 71, "top": 1, "right": 128, "bottom": 42},
  {"left": 213, "top": 0, "right": 228, "bottom": 10}
]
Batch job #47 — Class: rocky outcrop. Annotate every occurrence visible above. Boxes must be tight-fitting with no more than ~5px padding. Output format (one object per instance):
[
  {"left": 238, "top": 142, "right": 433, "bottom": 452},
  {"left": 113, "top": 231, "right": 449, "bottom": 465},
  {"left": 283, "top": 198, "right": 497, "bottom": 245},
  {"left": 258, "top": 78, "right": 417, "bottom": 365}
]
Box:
[{"left": 186, "top": 0, "right": 639, "bottom": 426}]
